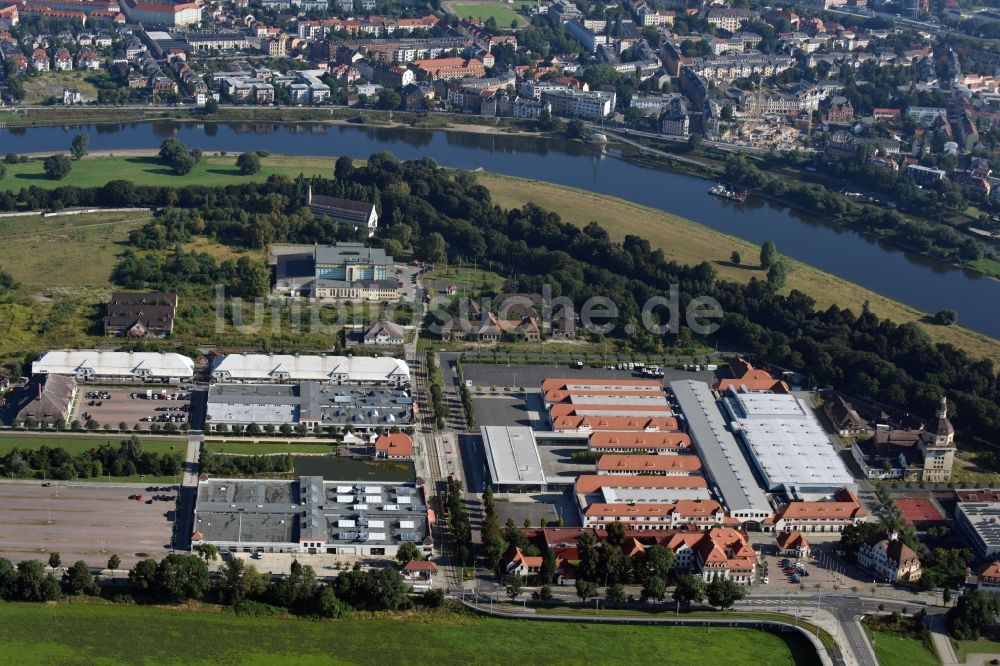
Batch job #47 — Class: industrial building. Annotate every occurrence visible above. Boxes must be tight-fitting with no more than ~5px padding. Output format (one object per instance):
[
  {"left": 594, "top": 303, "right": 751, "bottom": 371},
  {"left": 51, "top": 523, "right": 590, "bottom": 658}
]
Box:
[
  {"left": 720, "top": 387, "right": 855, "bottom": 497},
  {"left": 205, "top": 382, "right": 412, "bottom": 433},
  {"left": 480, "top": 426, "right": 547, "bottom": 492},
  {"left": 191, "top": 476, "right": 431, "bottom": 557},
  {"left": 271, "top": 242, "right": 399, "bottom": 300},
  {"left": 955, "top": 501, "right": 1000, "bottom": 558},
  {"left": 32, "top": 350, "right": 194, "bottom": 382},
  {"left": 210, "top": 354, "right": 410, "bottom": 386},
  {"left": 669, "top": 380, "right": 773, "bottom": 525}
]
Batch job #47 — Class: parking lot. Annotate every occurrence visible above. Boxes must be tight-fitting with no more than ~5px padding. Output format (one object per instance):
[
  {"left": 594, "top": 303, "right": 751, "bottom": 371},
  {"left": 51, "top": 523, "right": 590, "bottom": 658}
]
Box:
[
  {"left": 471, "top": 395, "right": 540, "bottom": 428},
  {"left": 0, "top": 481, "right": 176, "bottom": 568},
  {"left": 460, "top": 363, "right": 718, "bottom": 390},
  {"left": 71, "top": 387, "right": 192, "bottom": 431}
]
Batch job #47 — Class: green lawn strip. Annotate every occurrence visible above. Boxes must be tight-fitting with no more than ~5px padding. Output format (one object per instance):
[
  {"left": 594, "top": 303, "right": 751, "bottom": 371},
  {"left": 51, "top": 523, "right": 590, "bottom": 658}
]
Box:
[
  {"left": 204, "top": 441, "right": 335, "bottom": 455},
  {"left": 0, "top": 155, "right": 331, "bottom": 191},
  {"left": 450, "top": 2, "right": 525, "bottom": 26},
  {"left": 0, "top": 436, "right": 185, "bottom": 456},
  {"left": 531, "top": 604, "right": 835, "bottom": 651},
  {"left": 865, "top": 629, "right": 940, "bottom": 666},
  {"left": 953, "top": 638, "right": 1000, "bottom": 662},
  {"left": 0, "top": 601, "right": 811, "bottom": 665}
]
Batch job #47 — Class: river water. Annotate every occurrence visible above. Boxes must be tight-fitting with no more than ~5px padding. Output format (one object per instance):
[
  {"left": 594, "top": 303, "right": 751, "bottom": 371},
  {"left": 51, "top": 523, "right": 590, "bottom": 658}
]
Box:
[{"left": 3, "top": 120, "right": 998, "bottom": 339}]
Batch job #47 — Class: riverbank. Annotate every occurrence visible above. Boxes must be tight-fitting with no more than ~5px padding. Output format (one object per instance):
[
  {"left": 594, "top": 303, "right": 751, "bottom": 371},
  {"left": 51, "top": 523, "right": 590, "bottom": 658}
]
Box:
[
  {"left": 2, "top": 151, "right": 997, "bottom": 362},
  {"left": 6, "top": 106, "right": 993, "bottom": 281},
  {"left": 0, "top": 104, "right": 537, "bottom": 136},
  {"left": 477, "top": 172, "right": 1000, "bottom": 364}
]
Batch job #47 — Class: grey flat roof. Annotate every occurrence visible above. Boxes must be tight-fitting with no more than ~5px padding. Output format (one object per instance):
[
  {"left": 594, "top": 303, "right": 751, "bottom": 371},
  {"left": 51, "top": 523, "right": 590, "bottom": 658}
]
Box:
[
  {"left": 206, "top": 382, "right": 412, "bottom": 428},
  {"left": 722, "top": 389, "right": 855, "bottom": 491},
  {"left": 314, "top": 243, "right": 390, "bottom": 266},
  {"left": 958, "top": 502, "right": 1000, "bottom": 547},
  {"left": 669, "top": 380, "right": 771, "bottom": 516},
  {"left": 194, "top": 476, "right": 428, "bottom": 547},
  {"left": 481, "top": 426, "right": 547, "bottom": 486}
]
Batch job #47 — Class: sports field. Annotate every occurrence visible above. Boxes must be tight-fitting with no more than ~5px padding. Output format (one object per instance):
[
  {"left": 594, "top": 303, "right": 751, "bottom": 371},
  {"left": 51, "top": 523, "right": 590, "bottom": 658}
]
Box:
[
  {"left": 448, "top": 1, "right": 526, "bottom": 26},
  {"left": 0, "top": 602, "right": 815, "bottom": 665}
]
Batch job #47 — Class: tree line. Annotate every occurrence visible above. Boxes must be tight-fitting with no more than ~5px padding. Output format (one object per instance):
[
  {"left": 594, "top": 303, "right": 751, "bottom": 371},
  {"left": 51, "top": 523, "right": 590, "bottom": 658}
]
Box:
[
  {"left": 0, "top": 437, "right": 182, "bottom": 480},
  {"left": 0, "top": 550, "right": 430, "bottom": 619}
]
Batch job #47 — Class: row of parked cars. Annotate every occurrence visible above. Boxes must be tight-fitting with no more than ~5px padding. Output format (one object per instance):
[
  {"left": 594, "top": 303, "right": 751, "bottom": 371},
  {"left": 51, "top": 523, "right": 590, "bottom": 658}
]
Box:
[{"left": 781, "top": 558, "right": 809, "bottom": 583}]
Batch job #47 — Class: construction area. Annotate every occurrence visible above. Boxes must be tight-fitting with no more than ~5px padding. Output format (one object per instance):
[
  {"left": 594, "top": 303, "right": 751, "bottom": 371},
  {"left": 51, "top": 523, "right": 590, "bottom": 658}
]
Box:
[{"left": 0, "top": 482, "right": 176, "bottom": 568}]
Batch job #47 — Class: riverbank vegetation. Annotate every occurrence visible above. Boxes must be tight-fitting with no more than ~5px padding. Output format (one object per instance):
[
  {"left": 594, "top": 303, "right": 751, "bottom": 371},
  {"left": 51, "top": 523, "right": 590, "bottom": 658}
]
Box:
[
  {"left": 476, "top": 172, "right": 1000, "bottom": 364},
  {"left": 723, "top": 154, "right": 998, "bottom": 277}
]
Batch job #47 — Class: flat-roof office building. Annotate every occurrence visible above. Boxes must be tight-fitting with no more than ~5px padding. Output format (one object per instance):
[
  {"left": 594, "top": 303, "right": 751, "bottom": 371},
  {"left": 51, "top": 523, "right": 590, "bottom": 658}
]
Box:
[
  {"left": 205, "top": 382, "right": 412, "bottom": 433},
  {"left": 191, "top": 476, "right": 431, "bottom": 557}
]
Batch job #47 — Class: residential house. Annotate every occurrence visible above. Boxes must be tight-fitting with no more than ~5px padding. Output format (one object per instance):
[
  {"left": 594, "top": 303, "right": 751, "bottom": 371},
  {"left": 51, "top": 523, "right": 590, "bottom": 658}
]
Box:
[
  {"left": 53, "top": 47, "right": 72, "bottom": 70},
  {"left": 76, "top": 48, "right": 100, "bottom": 69},
  {"left": 976, "top": 561, "right": 1000, "bottom": 593},
  {"left": 857, "top": 532, "right": 922, "bottom": 583},
  {"left": 823, "top": 393, "right": 869, "bottom": 436},
  {"left": 776, "top": 530, "right": 811, "bottom": 559},
  {"left": 104, "top": 292, "right": 178, "bottom": 338},
  {"left": 31, "top": 47, "right": 49, "bottom": 71},
  {"left": 362, "top": 320, "right": 405, "bottom": 346},
  {"left": 374, "top": 433, "right": 414, "bottom": 460},
  {"left": 401, "top": 559, "right": 437, "bottom": 582},
  {"left": 713, "top": 358, "right": 789, "bottom": 393},
  {"left": 10, "top": 374, "right": 77, "bottom": 426}
]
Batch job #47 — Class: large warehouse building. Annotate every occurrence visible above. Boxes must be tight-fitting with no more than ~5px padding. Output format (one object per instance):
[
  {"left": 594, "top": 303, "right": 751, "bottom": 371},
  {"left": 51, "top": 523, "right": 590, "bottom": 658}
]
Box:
[
  {"left": 210, "top": 354, "right": 410, "bottom": 386},
  {"left": 191, "top": 476, "right": 431, "bottom": 557},
  {"left": 32, "top": 350, "right": 194, "bottom": 382},
  {"left": 205, "top": 382, "right": 413, "bottom": 433},
  {"left": 720, "top": 387, "right": 855, "bottom": 498},
  {"left": 481, "top": 426, "right": 548, "bottom": 492},
  {"left": 669, "top": 380, "right": 773, "bottom": 525}
]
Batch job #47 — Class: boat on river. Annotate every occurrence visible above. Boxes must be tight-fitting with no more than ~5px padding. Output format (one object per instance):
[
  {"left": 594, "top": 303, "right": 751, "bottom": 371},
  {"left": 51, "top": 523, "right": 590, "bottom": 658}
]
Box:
[{"left": 708, "top": 184, "right": 747, "bottom": 202}]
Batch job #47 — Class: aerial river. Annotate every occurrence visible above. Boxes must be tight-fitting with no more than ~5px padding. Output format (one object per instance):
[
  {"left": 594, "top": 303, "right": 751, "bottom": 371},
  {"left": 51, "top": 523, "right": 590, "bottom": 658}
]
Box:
[{"left": 3, "top": 120, "right": 998, "bottom": 339}]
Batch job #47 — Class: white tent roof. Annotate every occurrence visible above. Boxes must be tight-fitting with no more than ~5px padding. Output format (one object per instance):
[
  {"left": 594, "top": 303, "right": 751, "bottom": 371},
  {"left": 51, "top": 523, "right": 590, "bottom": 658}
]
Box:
[
  {"left": 32, "top": 351, "right": 194, "bottom": 379},
  {"left": 211, "top": 354, "right": 410, "bottom": 383}
]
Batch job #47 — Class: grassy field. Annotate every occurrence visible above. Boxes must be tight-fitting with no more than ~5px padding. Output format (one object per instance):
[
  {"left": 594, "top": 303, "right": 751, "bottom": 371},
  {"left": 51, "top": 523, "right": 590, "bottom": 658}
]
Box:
[
  {"left": 448, "top": 1, "right": 527, "bottom": 26},
  {"left": 476, "top": 172, "right": 1000, "bottom": 365},
  {"left": 0, "top": 155, "right": 331, "bottom": 191},
  {"left": 20, "top": 71, "right": 100, "bottom": 105},
  {"left": 865, "top": 629, "right": 940, "bottom": 666},
  {"left": 0, "top": 211, "right": 151, "bottom": 288},
  {"left": 204, "top": 441, "right": 335, "bottom": 455},
  {"left": 954, "top": 638, "right": 1000, "bottom": 661},
  {"left": 0, "top": 602, "right": 815, "bottom": 665},
  {"left": 424, "top": 265, "right": 506, "bottom": 298},
  {"left": 0, "top": 435, "right": 185, "bottom": 456}
]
